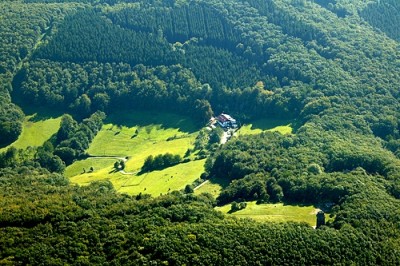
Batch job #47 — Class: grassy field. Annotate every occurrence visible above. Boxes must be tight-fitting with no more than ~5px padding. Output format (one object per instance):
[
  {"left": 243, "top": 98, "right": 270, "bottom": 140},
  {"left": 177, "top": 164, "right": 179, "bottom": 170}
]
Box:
[
  {"left": 194, "top": 177, "right": 230, "bottom": 198},
  {"left": 0, "top": 114, "right": 61, "bottom": 152},
  {"left": 119, "top": 159, "right": 205, "bottom": 195},
  {"left": 237, "top": 118, "right": 293, "bottom": 136},
  {"left": 65, "top": 157, "right": 117, "bottom": 178},
  {"left": 68, "top": 113, "right": 295, "bottom": 197},
  {"left": 67, "top": 110, "right": 203, "bottom": 195},
  {"left": 216, "top": 202, "right": 319, "bottom": 226}
]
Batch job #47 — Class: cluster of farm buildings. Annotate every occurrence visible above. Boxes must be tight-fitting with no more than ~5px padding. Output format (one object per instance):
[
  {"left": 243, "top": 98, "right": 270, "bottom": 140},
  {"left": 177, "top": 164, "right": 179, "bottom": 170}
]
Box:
[{"left": 209, "top": 113, "right": 238, "bottom": 130}]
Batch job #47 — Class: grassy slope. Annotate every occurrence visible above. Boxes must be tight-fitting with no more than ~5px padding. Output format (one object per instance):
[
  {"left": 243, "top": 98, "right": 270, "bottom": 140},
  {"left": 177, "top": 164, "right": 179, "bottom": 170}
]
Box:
[
  {"left": 0, "top": 114, "right": 61, "bottom": 152},
  {"left": 67, "top": 110, "right": 202, "bottom": 195},
  {"left": 68, "top": 113, "right": 294, "bottom": 196},
  {"left": 194, "top": 177, "right": 230, "bottom": 198},
  {"left": 119, "top": 159, "right": 205, "bottom": 195},
  {"left": 216, "top": 202, "right": 319, "bottom": 226},
  {"left": 237, "top": 118, "right": 293, "bottom": 136}
]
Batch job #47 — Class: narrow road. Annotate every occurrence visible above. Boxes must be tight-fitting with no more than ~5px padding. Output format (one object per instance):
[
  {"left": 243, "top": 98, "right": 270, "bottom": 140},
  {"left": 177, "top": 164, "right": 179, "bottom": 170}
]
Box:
[
  {"left": 194, "top": 180, "right": 209, "bottom": 190},
  {"left": 220, "top": 131, "right": 229, "bottom": 144}
]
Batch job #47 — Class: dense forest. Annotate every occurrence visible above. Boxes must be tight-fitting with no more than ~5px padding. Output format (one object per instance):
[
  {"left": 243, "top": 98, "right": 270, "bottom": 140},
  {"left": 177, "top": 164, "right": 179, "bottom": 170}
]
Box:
[{"left": 1, "top": 0, "right": 400, "bottom": 264}]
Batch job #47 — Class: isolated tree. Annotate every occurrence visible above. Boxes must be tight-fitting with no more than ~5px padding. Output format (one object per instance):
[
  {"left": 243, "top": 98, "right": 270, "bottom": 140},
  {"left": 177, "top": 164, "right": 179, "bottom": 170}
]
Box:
[{"left": 184, "top": 184, "right": 194, "bottom": 194}]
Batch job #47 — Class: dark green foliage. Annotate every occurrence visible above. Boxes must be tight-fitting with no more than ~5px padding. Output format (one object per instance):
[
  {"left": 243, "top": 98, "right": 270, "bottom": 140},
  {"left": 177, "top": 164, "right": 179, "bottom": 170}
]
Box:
[
  {"left": 360, "top": 0, "right": 400, "bottom": 41},
  {"left": 0, "top": 103, "right": 23, "bottom": 146},
  {"left": 230, "top": 201, "right": 247, "bottom": 212},
  {"left": 2, "top": 0, "right": 400, "bottom": 264},
  {"left": 35, "top": 9, "right": 176, "bottom": 66},
  {"left": 184, "top": 184, "right": 194, "bottom": 194},
  {"left": 36, "top": 148, "right": 65, "bottom": 173},
  {"left": 0, "top": 167, "right": 399, "bottom": 265},
  {"left": 141, "top": 153, "right": 182, "bottom": 172},
  {"left": 209, "top": 127, "right": 224, "bottom": 144},
  {"left": 54, "top": 111, "right": 105, "bottom": 165},
  {"left": 16, "top": 60, "right": 215, "bottom": 122},
  {"left": 218, "top": 173, "right": 269, "bottom": 205}
]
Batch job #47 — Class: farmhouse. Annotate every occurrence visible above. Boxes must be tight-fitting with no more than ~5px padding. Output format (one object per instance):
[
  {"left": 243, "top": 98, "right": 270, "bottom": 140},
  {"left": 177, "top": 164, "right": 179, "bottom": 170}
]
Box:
[{"left": 216, "top": 113, "right": 238, "bottom": 129}]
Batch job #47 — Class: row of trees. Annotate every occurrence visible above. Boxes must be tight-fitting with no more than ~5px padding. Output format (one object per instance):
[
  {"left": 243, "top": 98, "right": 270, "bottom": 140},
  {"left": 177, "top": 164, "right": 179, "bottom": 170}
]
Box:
[
  {"left": 53, "top": 111, "right": 106, "bottom": 165},
  {"left": 141, "top": 153, "right": 182, "bottom": 172}
]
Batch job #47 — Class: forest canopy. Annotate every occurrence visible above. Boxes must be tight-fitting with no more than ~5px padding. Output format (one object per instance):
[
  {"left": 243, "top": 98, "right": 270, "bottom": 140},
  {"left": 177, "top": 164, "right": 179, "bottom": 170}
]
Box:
[{"left": 1, "top": 0, "right": 400, "bottom": 264}]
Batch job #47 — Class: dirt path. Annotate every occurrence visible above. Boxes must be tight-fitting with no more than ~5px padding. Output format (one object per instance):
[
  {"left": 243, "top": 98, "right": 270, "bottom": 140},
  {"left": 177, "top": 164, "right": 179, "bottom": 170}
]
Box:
[
  {"left": 194, "top": 180, "right": 209, "bottom": 190},
  {"left": 220, "top": 131, "right": 229, "bottom": 144}
]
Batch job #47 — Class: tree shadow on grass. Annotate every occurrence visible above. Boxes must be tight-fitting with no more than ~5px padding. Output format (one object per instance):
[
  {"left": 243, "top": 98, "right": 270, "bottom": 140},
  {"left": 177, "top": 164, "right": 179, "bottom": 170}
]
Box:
[
  {"left": 248, "top": 118, "right": 302, "bottom": 133},
  {"left": 108, "top": 168, "right": 119, "bottom": 174},
  {"left": 106, "top": 109, "right": 199, "bottom": 134},
  {"left": 24, "top": 107, "right": 64, "bottom": 122},
  {"left": 208, "top": 176, "right": 231, "bottom": 189}
]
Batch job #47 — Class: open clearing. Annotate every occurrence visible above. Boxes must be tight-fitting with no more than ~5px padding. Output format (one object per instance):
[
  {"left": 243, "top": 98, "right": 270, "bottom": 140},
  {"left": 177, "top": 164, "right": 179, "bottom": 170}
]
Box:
[
  {"left": 237, "top": 118, "right": 293, "bottom": 136},
  {"left": 67, "top": 110, "right": 202, "bottom": 195},
  {"left": 0, "top": 114, "right": 61, "bottom": 152},
  {"left": 194, "top": 177, "right": 230, "bottom": 198},
  {"left": 216, "top": 202, "right": 319, "bottom": 226},
  {"left": 68, "top": 113, "right": 294, "bottom": 196}
]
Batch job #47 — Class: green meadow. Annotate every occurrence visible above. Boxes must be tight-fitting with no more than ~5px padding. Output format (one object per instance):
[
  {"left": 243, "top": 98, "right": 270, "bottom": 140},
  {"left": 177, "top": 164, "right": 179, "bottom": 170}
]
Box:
[
  {"left": 119, "top": 159, "right": 205, "bottom": 195},
  {"left": 67, "top": 110, "right": 203, "bottom": 195},
  {"left": 194, "top": 177, "right": 230, "bottom": 198},
  {"left": 67, "top": 112, "right": 295, "bottom": 196},
  {"left": 0, "top": 114, "right": 61, "bottom": 152},
  {"left": 237, "top": 118, "right": 293, "bottom": 136},
  {"left": 216, "top": 202, "right": 320, "bottom": 226}
]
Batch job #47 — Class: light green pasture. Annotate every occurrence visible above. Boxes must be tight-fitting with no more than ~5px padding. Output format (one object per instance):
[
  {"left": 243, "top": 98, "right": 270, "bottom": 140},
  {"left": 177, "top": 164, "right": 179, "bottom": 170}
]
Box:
[
  {"left": 194, "top": 177, "right": 230, "bottom": 198},
  {"left": 0, "top": 114, "right": 61, "bottom": 152},
  {"left": 68, "top": 110, "right": 202, "bottom": 195},
  {"left": 216, "top": 202, "right": 319, "bottom": 226},
  {"left": 237, "top": 118, "right": 293, "bottom": 135}
]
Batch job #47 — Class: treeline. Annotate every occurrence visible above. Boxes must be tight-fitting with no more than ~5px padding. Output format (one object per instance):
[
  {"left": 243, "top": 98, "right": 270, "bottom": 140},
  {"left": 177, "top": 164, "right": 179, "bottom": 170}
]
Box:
[
  {"left": 0, "top": 166, "right": 399, "bottom": 265},
  {"left": 0, "top": 111, "right": 105, "bottom": 172},
  {"left": 53, "top": 111, "right": 105, "bottom": 165},
  {"left": 0, "top": 101, "right": 24, "bottom": 147},
  {"left": 14, "top": 60, "right": 213, "bottom": 122},
  {"left": 14, "top": 58, "right": 308, "bottom": 123}
]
